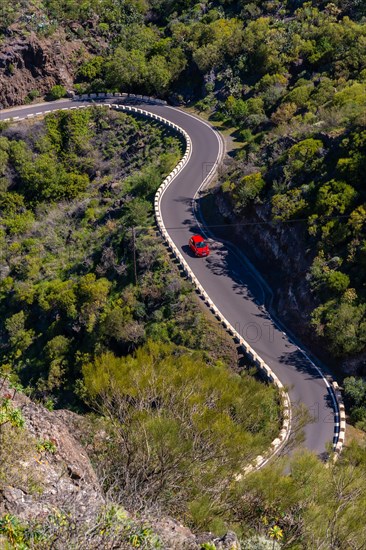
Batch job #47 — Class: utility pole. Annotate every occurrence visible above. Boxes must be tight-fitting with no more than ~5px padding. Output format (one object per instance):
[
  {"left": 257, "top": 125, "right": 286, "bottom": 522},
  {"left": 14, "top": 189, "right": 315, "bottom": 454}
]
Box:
[{"left": 132, "top": 226, "right": 138, "bottom": 285}]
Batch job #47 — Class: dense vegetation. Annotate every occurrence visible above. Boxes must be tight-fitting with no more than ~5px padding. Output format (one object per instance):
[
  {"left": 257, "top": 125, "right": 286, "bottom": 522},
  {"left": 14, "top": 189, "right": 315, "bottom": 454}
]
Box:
[
  {"left": 0, "top": 107, "right": 192, "bottom": 403},
  {"left": 218, "top": 27, "right": 366, "bottom": 359},
  {"left": 3, "top": 0, "right": 366, "bottom": 362},
  {"left": 81, "top": 341, "right": 279, "bottom": 521}
]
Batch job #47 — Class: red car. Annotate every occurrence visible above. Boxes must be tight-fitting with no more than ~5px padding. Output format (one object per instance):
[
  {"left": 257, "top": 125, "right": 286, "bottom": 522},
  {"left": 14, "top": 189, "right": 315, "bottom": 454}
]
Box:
[{"left": 189, "top": 235, "right": 210, "bottom": 257}]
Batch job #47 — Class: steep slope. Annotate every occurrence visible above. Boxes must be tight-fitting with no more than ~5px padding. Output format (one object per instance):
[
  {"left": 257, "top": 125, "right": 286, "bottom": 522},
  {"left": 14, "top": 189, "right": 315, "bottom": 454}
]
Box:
[{"left": 0, "top": 380, "right": 243, "bottom": 549}]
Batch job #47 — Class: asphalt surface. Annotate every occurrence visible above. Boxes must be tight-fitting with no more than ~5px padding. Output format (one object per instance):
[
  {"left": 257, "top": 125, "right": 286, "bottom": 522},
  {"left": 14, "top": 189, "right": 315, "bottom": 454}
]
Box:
[{"left": 0, "top": 99, "right": 337, "bottom": 456}]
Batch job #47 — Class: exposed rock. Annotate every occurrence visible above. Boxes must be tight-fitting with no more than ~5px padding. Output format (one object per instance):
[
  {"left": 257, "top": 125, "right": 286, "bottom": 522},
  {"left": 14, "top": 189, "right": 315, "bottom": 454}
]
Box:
[
  {"left": 0, "top": 383, "right": 105, "bottom": 523},
  {"left": 148, "top": 516, "right": 198, "bottom": 549},
  {"left": 148, "top": 518, "right": 242, "bottom": 549},
  {"left": 213, "top": 531, "right": 241, "bottom": 549},
  {"left": 0, "top": 30, "right": 86, "bottom": 108}
]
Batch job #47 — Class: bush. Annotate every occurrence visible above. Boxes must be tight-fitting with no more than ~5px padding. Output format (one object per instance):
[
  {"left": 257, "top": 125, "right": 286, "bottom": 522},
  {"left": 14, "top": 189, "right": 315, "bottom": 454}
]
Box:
[
  {"left": 344, "top": 376, "right": 366, "bottom": 430},
  {"left": 311, "top": 299, "right": 366, "bottom": 355},
  {"left": 82, "top": 341, "right": 279, "bottom": 523},
  {"left": 47, "top": 85, "right": 67, "bottom": 101},
  {"left": 231, "top": 172, "right": 266, "bottom": 211},
  {"left": 326, "top": 270, "right": 350, "bottom": 294},
  {"left": 28, "top": 89, "right": 40, "bottom": 100}
]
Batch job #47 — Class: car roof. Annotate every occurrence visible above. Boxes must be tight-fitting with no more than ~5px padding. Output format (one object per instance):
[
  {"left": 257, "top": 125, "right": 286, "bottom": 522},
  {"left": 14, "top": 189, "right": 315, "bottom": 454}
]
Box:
[{"left": 191, "top": 234, "right": 205, "bottom": 243}]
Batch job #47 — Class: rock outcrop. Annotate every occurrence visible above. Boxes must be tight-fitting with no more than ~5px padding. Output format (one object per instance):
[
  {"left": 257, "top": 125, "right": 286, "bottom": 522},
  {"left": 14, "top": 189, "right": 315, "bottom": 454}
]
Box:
[
  {"left": 0, "top": 30, "right": 83, "bottom": 108},
  {"left": 0, "top": 383, "right": 105, "bottom": 523}
]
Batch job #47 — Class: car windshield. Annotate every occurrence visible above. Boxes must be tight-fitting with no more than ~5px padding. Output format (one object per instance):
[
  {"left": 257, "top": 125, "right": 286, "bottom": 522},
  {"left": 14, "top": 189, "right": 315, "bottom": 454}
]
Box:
[{"left": 196, "top": 241, "right": 206, "bottom": 248}]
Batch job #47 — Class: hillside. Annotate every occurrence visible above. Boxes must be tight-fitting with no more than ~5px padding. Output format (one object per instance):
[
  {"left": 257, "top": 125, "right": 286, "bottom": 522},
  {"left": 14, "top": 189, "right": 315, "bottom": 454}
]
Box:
[
  {"left": 2, "top": 374, "right": 366, "bottom": 549},
  {"left": 2, "top": 0, "right": 366, "bottom": 547},
  {"left": 1, "top": 1, "right": 366, "bottom": 107},
  {"left": 2, "top": 3, "right": 366, "bottom": 371},
  {"left": 0, "top": 378, "right": 245, "bottom": 549},
  {"left": 0, "top": 107, "right": 282, "bottom": 546}
]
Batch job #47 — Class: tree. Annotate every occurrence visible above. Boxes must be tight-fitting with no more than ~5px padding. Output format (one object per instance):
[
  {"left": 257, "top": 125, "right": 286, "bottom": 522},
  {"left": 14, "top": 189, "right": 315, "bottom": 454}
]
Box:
[
  {"left": 316, "top": 179, "right": 357, "bottom": 216},
  {"left": 0, "top": 192, "right": 25, "bottom": 215},
  {"left": 3, "top": 211, "right": 35, "bottom": 235},
  {"left": 5, "top": 311, "right": 35, "bottom": 357},
  {"left": 285, "top": 138, "right": 324, "bottom": 181},
  {"left": 271, "top": 102, "right": 298, "bottom": 125},
  {"left": 326, "top": 270, "right": 350, "bottom": 294},
  {"left": 45, "top": 109, "right": 93, "bottom": 156},
  {"left": 44, "top": 336, "right": 71, "bottom": 392},
  {"left": 193, "top": 43, "right": 223, "bottom": 73},
  {"left": 82, "top": 341, "right": 279, "bottom": 523},
  {"left": 232, "top": 172, "right": 265, "bottom": 211},
  {"left": 241, "top": 18, "right": 286, "bottom": 75},
  {"left": 77, "top": 56, "right": 104, "bottom": 81},
  {"left": 37, "top": 279, "right": 77, "bottom": 319},
  {"left": 286, "top": 83, "right": 314, "bottom": 108},
  {"left": 102, "top": 305, "right": 145, "bottom": 350},
  {"left": 348, "top": 204, "right": 366, "bottom": 233},
  {"left": 337, "top": 130, "right": 366, "bottom": 187},
  {"left": 123, "top": 198, "right": 152, "bottom": 227},
  {"left": 76, "top": 274, "right": 111, "bottom": 333},
  {"left": 272, "top": 188, "right": 307, "bottom": 221},
  {"left": 344, "top": 376, "right": 366, "bottom": 407},
  {"left": 105, "top": 48, "right": 147, "bottom": 92},
  {"left": 311, "top": 298, "right": 366, "bottom": 355},
  {"left": 0, "top": 147, "right": 8, "bottom": 177},
  {"left": 146, "top": 55, "right": 171, "bottom": 94},
  {"left": 0, "top": 2, "right": 18, "bottom": 31}
]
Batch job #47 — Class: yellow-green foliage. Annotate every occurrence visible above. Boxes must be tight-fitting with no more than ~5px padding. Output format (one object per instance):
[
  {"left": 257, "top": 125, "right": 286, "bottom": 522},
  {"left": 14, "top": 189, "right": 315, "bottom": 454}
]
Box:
[
  {"left": 230, "top": 172, "right": 265, "bottom": 212},
  {"left": 82, "top": 341, "right": 279, "bottom": 524},
  {"left": 235, "top": 444, "right": 366, "bottom": 549}
]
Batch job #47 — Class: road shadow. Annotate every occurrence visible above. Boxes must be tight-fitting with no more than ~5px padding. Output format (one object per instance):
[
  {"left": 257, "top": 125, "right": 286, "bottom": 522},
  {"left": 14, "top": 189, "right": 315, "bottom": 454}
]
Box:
[
  {"left": 181, "top": 217, "right": 200, "bottom": 231},
  {"left": 203, "top": 236, "right": 264, "bottom": 305},
  {"left": 278, "top": 349, "right": 323, "bottom": 379},
  {"left": 172, "top": 195, "right": 194, "bottom": 208},
  {"left": 181, "top": 244, "right": 196, "bottom": 257}
]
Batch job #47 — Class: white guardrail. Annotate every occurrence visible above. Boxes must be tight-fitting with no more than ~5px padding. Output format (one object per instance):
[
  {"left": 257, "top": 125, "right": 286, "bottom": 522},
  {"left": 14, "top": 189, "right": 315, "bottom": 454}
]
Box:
[{"left": 2, "top": 95, "right": 346, "bottom": 468}]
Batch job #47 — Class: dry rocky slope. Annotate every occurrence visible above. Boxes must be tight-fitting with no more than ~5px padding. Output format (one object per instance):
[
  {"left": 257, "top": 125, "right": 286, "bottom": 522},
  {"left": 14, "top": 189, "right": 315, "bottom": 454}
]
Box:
[
  {"left": 0, "top": 385, "right": 104, "bottom": 522},
  {"left": 0, "top": 383, "right": 241, "bottom": 549}
]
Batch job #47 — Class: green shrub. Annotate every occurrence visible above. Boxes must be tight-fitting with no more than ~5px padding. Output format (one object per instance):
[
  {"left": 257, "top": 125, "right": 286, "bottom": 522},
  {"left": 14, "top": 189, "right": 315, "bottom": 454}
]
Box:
[
  {"left": 27, "top": 89, "right": 40, "bottom": 101},
  {"left": 36, "top": 439, "right": 57, "bottom": 454},
  {"left": 231, "top": 172, "right": 265, "bottom": 211},
  {"left": 326, "top": 270, "right": 350, "bottom": 294},
  {"left": 47, "top": 85, "right": 67, "bottom": 100},
  {"left": 82, "top": 341, "right": 279, "bottom": 521},
  {"left": 272, "top": 188, "right": 307, "bottom": 221},
  {"left": 4, "top": 211, "right": 35, "bottom": 235}
]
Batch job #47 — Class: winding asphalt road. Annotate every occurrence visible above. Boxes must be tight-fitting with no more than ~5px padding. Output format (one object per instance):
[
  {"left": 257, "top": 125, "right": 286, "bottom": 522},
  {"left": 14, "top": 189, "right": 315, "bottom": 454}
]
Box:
[{"left": 0, "top": 98, "right": 337, "bottom": 457}]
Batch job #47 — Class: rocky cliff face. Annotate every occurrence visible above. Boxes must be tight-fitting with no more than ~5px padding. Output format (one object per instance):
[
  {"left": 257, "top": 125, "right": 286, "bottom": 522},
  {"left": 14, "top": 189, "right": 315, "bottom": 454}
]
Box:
[
  {"left": 0, "top": 30, "right": 84, "bottom": 108},
  {"left": 214, "top": 187, "right": 366, "bottom": 374},
  {"left": 212, "top": 191, "right": 332, "bottom": 359}
]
